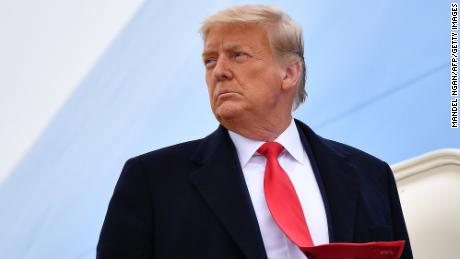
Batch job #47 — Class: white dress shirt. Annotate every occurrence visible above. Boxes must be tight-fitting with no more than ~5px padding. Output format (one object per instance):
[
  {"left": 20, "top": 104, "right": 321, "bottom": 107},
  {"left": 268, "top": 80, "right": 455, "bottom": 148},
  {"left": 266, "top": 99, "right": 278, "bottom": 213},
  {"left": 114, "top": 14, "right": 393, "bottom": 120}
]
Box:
[{"left": 228, "top": 119, "right": 329, "bottom": 259}]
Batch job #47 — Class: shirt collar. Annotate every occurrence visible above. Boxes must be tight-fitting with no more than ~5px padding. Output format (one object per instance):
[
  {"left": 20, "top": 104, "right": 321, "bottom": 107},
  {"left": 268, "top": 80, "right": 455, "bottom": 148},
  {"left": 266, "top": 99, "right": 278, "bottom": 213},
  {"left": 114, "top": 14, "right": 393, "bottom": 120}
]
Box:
[{"left": 228, "top": 119, "right": 306, "bottom": 167}]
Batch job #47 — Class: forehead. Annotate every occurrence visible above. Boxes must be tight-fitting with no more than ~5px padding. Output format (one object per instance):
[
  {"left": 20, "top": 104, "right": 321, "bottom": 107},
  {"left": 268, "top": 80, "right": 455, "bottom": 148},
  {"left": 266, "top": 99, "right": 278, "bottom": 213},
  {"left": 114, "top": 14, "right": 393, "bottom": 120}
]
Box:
[{"left": 203, "top": 23, "right": 271, "bottom": 51}]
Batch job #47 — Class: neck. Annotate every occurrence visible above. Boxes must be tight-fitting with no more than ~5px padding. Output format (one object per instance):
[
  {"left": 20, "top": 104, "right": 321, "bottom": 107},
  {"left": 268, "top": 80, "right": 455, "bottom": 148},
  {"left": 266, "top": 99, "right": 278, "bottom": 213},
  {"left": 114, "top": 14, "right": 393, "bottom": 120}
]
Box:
[{"left": 223, "top": 115, "right": 292, "bottom": 142}]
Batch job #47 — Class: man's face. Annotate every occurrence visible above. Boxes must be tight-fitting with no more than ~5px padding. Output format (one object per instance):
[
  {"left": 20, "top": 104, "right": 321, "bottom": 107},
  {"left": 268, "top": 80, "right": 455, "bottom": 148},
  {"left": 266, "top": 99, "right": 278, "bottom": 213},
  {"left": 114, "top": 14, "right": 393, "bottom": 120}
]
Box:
[{"left": 202, "top": 23, "right": 285, "bottom": 125}]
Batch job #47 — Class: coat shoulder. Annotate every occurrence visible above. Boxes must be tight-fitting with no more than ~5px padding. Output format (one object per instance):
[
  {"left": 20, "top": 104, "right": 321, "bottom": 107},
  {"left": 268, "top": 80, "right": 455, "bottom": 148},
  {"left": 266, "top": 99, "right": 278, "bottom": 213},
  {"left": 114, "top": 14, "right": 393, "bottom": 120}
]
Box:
[
  {"left": 315, "top": 131, "right": 394, "bottom": 200},
  {"left": 134, "top": 139, "right": 201, "bottom": 163},
  {"left": 295, "top": 119, "right": 388, "bottom": 168},
  {"left": 323, "top": 137, "right": 388, "bottom": 167},
  {"left": 126, "top": 126, "right": 224, "bottom": 170}
]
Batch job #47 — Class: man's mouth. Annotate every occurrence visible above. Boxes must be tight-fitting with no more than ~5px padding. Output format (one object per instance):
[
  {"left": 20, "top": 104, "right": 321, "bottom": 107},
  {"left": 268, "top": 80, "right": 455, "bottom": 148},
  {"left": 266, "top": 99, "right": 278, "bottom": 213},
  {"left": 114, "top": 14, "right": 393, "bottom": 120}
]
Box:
[{"left": 216, "top": 90, "right": 239, "bottom": 99}]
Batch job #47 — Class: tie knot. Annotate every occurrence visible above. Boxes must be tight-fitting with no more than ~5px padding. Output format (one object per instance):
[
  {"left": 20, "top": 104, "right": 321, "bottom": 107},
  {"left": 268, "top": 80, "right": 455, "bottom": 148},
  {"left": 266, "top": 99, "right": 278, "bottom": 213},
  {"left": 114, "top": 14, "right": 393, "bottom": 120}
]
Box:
[{"left": 257, "top": 142, "right": 284, "bottom": 158}]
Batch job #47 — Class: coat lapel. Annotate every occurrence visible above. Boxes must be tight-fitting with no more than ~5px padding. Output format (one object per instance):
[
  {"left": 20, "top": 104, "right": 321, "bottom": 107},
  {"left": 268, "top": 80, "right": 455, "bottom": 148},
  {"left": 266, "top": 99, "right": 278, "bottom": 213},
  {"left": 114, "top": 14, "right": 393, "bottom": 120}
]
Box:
[
  {"left": 295, "top": 119, "right": 360, "bottom": 243},
  {"left": 189, "top": 126, "right": 267, "bottom": 259}
]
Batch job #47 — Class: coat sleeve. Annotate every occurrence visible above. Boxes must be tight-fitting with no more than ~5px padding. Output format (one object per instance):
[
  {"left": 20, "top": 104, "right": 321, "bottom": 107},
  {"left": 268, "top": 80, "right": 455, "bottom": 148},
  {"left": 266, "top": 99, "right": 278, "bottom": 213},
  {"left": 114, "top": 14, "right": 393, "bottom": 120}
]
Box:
[
  {"left": 97, "top": 158, "right": 154, "bottom": 259},
  {"left": 385, "top": 163, "right": 413, "bottom": 259}
]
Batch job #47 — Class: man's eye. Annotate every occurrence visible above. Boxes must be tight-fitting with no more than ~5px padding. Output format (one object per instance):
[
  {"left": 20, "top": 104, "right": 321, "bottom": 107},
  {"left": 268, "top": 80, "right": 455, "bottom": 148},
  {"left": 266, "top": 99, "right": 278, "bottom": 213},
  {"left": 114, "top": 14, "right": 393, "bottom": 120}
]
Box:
[
  {"left": 234, "top": 52, "right": 245, "bottom": 57},
  {"left": 233, "top": 52, "right": 249, "bottom": 61},
  {"left": 204, "top": 58, "right": 217, "bottom": 67}
]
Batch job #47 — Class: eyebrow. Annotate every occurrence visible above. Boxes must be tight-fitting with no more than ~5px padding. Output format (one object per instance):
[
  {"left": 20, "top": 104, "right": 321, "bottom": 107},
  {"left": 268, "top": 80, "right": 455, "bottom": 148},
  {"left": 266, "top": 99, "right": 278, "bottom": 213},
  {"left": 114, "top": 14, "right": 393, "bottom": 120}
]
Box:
[{"left": 202, "top": 43, "right": 257, "bottom": 58}]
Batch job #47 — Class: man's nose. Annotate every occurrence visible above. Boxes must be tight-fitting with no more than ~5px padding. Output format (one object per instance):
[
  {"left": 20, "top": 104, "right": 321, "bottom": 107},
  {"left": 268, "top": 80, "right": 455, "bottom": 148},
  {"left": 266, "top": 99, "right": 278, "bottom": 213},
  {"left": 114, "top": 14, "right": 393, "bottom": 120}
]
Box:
[{"left": 213, "top": 56, "right": 233, "bottom": 81}]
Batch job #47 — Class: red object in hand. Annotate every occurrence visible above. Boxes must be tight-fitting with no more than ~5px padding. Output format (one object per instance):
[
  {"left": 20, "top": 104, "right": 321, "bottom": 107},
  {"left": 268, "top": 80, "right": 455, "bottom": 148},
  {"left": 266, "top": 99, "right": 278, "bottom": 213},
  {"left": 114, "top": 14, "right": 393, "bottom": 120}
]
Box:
[{"left": 304, "top": 240, "right": 406, "bottom": 259}]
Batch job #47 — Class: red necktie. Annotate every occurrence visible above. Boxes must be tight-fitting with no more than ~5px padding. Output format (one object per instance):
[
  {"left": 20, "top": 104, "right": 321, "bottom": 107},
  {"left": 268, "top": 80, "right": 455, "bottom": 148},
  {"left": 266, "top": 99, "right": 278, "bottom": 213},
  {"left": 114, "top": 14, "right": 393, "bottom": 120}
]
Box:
[{"left": 258, "top": 142, "right": 314, "bottom": 252}]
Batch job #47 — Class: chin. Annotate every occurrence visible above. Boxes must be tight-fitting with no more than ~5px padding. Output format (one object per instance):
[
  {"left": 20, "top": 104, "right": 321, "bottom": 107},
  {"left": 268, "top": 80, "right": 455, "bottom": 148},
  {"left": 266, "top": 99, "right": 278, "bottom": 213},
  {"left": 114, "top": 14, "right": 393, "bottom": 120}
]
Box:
[{"left": 213, "top": 103, "right": 244, "bottom": 124}]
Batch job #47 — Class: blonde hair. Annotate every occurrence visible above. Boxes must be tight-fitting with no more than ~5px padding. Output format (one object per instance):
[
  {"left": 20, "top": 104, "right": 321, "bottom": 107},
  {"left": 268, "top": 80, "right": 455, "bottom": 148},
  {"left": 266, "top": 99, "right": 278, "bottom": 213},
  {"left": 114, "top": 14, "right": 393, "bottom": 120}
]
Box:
[{"left": 200, "top": 5, "right": 307, "bottom": 110}]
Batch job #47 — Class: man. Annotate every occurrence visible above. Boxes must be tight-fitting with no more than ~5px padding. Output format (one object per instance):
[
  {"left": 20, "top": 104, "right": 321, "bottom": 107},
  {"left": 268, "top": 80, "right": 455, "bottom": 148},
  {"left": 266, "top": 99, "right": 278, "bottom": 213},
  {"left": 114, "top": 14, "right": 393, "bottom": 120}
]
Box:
[{"left": 97, "top": 5, "right": 413, "bottom": 259}]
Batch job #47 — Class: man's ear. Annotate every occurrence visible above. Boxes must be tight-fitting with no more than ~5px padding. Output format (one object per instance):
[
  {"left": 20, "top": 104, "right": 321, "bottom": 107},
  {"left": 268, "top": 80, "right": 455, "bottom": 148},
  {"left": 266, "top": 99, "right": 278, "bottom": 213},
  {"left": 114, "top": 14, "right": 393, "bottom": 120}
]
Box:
[{"left": 281, "top": 60, "right": 301, "bottom": 91}]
